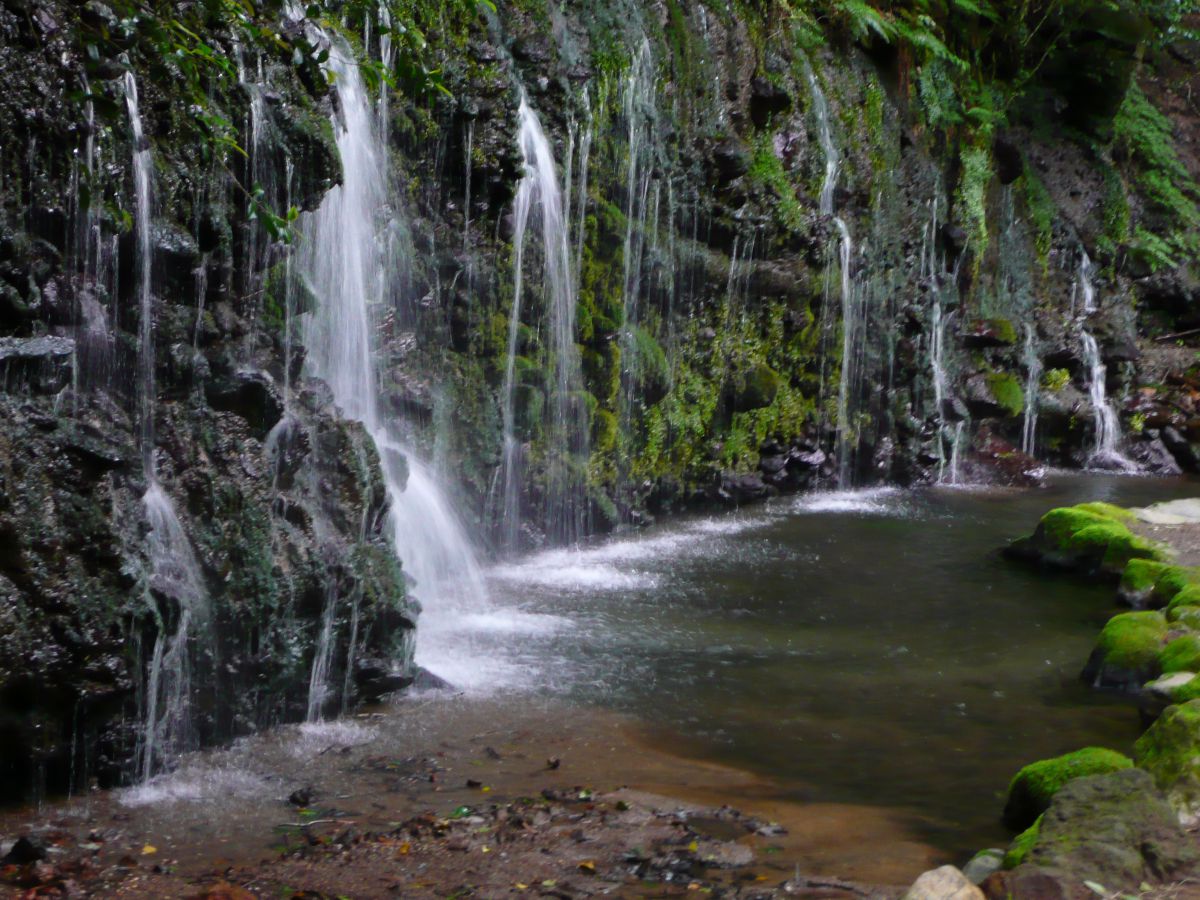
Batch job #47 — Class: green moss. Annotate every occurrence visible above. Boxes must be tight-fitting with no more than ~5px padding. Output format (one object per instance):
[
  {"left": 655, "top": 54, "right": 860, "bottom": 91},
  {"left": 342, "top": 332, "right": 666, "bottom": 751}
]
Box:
[
  {"left": 1020, "top": 166, "right": 1055, "bottom": 266},
  {"left": 1112, "top": 82, "right": 1200, "bottom": 271},
  {"left": 1121, "top": 558, "right": 1169, "bottom": 588},
  {"left": 1167, "top": 585, "right": 1200, "bottom": 621},
  {"left": 1003, "top": 747, "right": 1133, "bottom": 831},
  {"left": 1095, "top": 610, "right": 1168, "bottom": 672},
  {"left": 956, "top": 143, "right": 994, "bottom": 262},
  {"left": 986, "top": 372, "right": 1024, "bottom": 418},
  {"left": 1074, "top": 502, "right": 1135, "bottom": 523},
  {"left": 748, "top": 134, "right": 804, "bottom": 232},
  {"left": 1004, "top": 815, "right": 1042, "bottom": 869},
  {"left": 1134, "top": 699, "right": 1200, "bottom": 821},
  {"left": 1160, "top": 635, "right": 1200, "bottom": 674},
  {"left": 1041, "top": 368, "right": 1071, "bottom": 392}
]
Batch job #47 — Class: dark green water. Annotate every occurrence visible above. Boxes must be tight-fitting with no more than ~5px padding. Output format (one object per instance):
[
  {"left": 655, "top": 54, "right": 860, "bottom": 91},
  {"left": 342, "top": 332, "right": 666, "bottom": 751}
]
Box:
[{"left": 478, "top": 475, "right": 1197, "bottom": 856}]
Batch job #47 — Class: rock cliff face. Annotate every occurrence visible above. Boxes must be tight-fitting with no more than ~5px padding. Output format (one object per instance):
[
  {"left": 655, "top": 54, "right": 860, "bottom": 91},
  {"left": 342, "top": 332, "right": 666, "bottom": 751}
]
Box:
[{"left": 0, "top": 0, "right": 1197, "bottom": 792}]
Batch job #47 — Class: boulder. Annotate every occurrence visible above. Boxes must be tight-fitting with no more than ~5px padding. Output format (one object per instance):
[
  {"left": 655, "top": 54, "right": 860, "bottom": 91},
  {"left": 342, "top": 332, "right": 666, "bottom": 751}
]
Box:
[
  {"left": 1003, "top": 747, "right": 1133, "bottom": 830},
  {"left": 904, "top": 865, "right": 984, "bottom": 900},
  {"left": 1081, "top": 611, "right": 1167, "bottom": 690},
  {"left": 962, "top": 849, "right": 1005, "bottom": 885},
  {"left": 1135, "top": 698, "right": 1200, "bottom": 824},
  {"left": 1007, "top": 769, "right": 1196, "bottom": 890}
]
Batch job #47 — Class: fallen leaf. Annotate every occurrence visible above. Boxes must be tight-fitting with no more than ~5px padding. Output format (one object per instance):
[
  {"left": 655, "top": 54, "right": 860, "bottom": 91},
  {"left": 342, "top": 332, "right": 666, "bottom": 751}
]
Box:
[
  {"left": 141, "top": 845, "right": 157, "bottom": 856},
  {"left": 578, "top": 860, "right": 596, "bottom": 875}
]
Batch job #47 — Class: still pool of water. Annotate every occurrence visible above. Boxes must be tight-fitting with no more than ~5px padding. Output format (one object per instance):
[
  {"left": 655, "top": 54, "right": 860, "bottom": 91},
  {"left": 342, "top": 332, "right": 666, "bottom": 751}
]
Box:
[{"left": 424, "top": 474, "right": 1198, "bottom": 856}]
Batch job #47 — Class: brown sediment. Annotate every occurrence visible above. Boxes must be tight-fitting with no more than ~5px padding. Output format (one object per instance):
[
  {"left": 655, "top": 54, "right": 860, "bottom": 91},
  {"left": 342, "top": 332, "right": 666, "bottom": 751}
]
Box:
[{"left": 0, "top": 696, "right": 931, "bottom": 898}]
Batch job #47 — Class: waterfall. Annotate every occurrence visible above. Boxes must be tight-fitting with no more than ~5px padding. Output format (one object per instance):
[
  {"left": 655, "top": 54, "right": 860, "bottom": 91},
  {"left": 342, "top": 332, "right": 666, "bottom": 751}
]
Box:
[
  {"left": 124, "top": 72, "right": 213, "bottom": 778},
  {"left": 1074, "top": 250, "right": 1135, "bottom": 472},
  {"left": 499, "top": 92, "right": 587, "bottom": 550},
  {"left": 1021, "top": 323, "right": 1041, "bottom": 456},
  {"left": 296, "top": 35, "right": 486, "bottom": 710},
  {"left": 922, "top": 195, "right": 966, "bottom": 485},
  {"left": 616, "top": 40, "right": 657, "bottom": 492},
  {"left": 805, "top": 59, "right": 862, "bottom": 484}
]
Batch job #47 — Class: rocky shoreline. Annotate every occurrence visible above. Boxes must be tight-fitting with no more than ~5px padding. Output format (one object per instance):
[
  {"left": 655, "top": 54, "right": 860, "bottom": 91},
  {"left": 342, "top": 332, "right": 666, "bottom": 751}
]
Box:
[{"left": 940, "top": 497, "right": 1200, "bottom": 898}]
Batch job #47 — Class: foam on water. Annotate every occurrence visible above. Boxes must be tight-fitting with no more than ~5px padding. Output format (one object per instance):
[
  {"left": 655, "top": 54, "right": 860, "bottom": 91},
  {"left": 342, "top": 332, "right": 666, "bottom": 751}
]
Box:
[
  {"left": 119, "top": 766, "right": 269, "bottom": 808},
  {"left": 793, "top": 487, "right": 904, "bottom": 515}
]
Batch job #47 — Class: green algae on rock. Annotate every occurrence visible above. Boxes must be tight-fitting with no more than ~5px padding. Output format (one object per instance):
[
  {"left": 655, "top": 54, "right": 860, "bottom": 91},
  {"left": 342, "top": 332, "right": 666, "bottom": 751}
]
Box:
[{"left": 1002, "top": 747, "right": 1133, "bottom": 831}]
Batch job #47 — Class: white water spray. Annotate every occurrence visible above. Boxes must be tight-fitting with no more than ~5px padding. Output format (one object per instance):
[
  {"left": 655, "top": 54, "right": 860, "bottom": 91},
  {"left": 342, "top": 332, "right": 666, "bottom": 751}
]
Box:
[{"left": 296, "top": 36, "right": 486, "bottom": 709}]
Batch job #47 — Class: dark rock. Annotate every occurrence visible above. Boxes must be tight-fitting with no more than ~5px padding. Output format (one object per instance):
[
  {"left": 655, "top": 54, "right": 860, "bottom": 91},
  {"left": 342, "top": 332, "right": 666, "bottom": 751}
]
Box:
[
  {"left": 2, "top": 836, "right": 47, "bottom": 865},
  {"left": 717, "top": 472, "right": 771, "bottom": 504},
  {"left": 205, "top": 370, "right": 283, "bottom": 437},
  {"left": 288, "top": 786, "right": 315, "bottom": 806},
  {"left": 711, "top": 139, "right": 750, "bottom": 183},
  {"left": 749, "top": 76, "right": 791, "bottom": 125},
  {"left": 993, "top": 134, "right": 1024, "bottom": 185},
  {"left": 1159, "top": 426, "right": 1197, "bottom": 472},
  {"left": 0, "top": 335, "right": 74, "bottom": 394}
]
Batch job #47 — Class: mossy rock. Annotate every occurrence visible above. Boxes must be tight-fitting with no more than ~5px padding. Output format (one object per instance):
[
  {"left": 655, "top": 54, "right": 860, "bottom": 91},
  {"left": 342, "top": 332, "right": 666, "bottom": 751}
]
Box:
[
  {"left": 1119, "top": 561, "right": 1200, "bottom": 611},
  {"left": 1135, "top": 699, "right": 1200, "bottom": 824},
  {"left": 1074, "top": 502, "right": 1136, "bottom": 523},
  {"left": 725, "top": 363, "right": 780, "bottom": 413},
  {"left": 1013, "top": 504, "right": 1164, "bottom": 575},
  {"left": 1007, "top": 769, "right": 1196, "bottom": 890},
  {"left": 1160, "top": 635, "right": 1200, "bottom": 675},
  {"left": 1119, "top": 558, "right": 1172, "bottom": 607},
  {"left": 986, "top": 372, "right": 1025, "bottom": 418},
  {"left": 1003, "top": 814, "right": 1041, "bottom": 869},
  {"left": 1082, "top": 610, "right": 1167, "bottom": 690},
  {"left": 1002, "top": 747, "right": 1133, "bottom": 830},
  {"left": 1167, "top": 585, "right": 1200, "bottom": 621}
]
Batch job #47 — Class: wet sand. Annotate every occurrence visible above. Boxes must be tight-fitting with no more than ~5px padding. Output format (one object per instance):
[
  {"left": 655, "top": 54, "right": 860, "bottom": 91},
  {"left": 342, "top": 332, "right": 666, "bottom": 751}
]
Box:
[{"left": 0, "top": 695, "right": 937, "bottom": 897}]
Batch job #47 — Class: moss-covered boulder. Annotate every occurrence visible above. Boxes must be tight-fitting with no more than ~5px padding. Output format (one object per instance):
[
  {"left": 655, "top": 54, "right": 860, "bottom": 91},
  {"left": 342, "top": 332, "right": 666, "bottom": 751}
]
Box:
[
  {"left": 1123, "top": 563, "right": 1200, "bottom": 610},
  {"left": 724, "top": 363, "right": 781, "bottom": 413},
  {"left": 1081, "top": 610, "right": 1168, "bottom": 690},
  {"left": 1002, "top": 747, "right": 1133, "bottom": 830},
  {"left": 1135, "top": 699, "right": 1200, "bottom": 824},
  {"left": 1007, "top": 504, "right": 1166, "bottom": 576},
  {"left": 1160, "top": 634, "right": 1200, "bottom": 675},
  {"left": 1006, "top": 769, "right": 1197, "bottom": 890},
  {"left": 1167, "top": 585, "right": 1200, "bottom": 621}
]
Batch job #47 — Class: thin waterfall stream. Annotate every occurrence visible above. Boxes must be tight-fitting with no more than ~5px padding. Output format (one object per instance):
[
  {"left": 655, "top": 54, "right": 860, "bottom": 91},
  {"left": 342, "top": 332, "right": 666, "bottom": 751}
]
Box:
[{"left": 125, "top": 71, "right": 212, "bottom": 780}]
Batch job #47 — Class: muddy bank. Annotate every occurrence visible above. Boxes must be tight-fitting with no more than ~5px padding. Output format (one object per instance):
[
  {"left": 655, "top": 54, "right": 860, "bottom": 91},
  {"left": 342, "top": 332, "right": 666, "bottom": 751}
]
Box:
[{"left": 0, "top": 696, "right": 938, "bottom": 898}]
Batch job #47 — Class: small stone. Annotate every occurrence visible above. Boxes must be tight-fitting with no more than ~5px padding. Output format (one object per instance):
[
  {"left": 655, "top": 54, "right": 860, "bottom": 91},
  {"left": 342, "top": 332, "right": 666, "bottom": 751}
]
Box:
[{"left": 961, "top": 849, "right": 1004, "bottom": 885}]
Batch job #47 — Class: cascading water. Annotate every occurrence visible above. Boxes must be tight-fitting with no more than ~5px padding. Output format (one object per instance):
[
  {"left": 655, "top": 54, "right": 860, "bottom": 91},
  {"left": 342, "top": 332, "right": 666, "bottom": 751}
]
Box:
[
  {"left": 295, "top": 34, "right": 486, "bottom": 707},
  {"left": 1021, "top": 323, "right": 1041, "bottom": 456},
  {"left": 921, "top": 195, "right": 967, "bottom": 485},
  {"left": 125, "top": 72, "right": 211, "bottom": 778},
  {"left": 1074, "top": 250, "right": 1135, "bottom": 472},
  {"left": 498, "top": 92, "right": 588, "bottom": 550},
  {"left": 616, "top": 40, "right": 658, "bottom": 490},
  {"left": 805, "top": 60, "right": 863, "bottom": 484}
]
